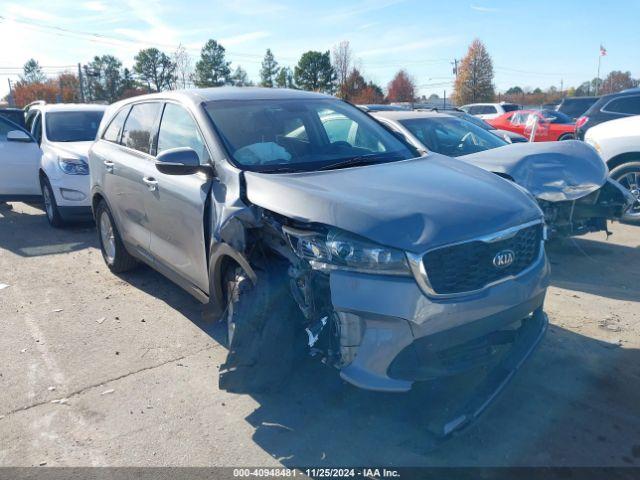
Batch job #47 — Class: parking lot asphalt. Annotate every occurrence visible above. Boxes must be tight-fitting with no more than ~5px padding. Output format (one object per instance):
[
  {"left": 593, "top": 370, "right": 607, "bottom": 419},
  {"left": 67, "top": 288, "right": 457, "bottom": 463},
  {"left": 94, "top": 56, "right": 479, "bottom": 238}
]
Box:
[{"left": 0, "top": 201, "right": 639, "bottom": 467}]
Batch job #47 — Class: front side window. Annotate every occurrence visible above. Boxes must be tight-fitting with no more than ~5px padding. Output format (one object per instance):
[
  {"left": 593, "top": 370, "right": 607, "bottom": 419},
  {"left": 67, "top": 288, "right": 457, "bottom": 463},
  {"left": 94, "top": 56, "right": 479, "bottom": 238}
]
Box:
[
  {"left": 157, "top": 103, "right": 209, "bottom": 163},
  {"left": 0, "top": 117, "right": 23, "bottom": 141},
  {"left": 102, "top": 108, "right": 129, "bottom": 143},
  {"left": 400, "top": 117, "right": 507, "bottom": 157},
  {"left": 204, "top": 98, "right": 415, "bottom": 172},
  {"left": 121, "top": 103, "right": 162, "bottom": 154},
  {"left": 45, "top": 111, "right": 104, "bottom": 142},
  {"left": 482, "top": 105, "right": 498, "bottom": 114}
]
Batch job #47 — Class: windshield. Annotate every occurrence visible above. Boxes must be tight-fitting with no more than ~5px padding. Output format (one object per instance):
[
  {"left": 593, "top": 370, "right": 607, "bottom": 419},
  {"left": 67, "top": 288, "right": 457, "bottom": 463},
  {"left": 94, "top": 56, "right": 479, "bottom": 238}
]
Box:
[
  {"left": 447, "top": 111, "right": 495, "bottom": 130},
  {"left": 400, "top": 116, "right": 507, "bottom": 157},
  {"left": 45, "top": 111, "right": 104, "bottom": 142},
  {"left": 204, "top": 99, "right": 416, "bottom": 172}
]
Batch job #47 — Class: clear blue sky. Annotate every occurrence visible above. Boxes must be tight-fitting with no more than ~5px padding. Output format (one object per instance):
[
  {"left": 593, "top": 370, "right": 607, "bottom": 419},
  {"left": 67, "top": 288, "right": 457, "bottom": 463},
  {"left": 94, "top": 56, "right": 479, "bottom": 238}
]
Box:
[{"left": 0, "top": 0, "right": 638, "bottom": 98}]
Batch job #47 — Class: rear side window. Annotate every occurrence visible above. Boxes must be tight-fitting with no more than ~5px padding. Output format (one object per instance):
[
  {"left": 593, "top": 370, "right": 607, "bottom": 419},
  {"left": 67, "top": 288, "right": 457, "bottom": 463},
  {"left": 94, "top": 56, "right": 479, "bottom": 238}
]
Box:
[
  {"left": 103, "top": 108, "right": 129, "bottom": 143},
  {"left": 121, "top": 103, "right": 162, "bottom": 154},
  {"left": 603, "top": 96, "right": 640, "bottom": 115},
  {"left": 501, "top": 104, "right": 520, "bottom": 112},
  {"left": 157, "top": 103, "right": 209, "bottom": 163}
]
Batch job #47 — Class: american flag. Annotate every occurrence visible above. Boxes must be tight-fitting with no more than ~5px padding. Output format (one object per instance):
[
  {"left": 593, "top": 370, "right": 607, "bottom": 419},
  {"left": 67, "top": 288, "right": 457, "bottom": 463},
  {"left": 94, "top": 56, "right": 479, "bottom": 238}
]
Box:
[{"left": 600, "top": 45, "right": 607, "bottom": 56}]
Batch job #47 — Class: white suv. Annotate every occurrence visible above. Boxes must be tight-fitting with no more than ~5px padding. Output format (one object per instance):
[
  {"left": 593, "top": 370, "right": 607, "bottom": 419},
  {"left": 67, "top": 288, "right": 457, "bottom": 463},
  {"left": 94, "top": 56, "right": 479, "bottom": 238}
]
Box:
[
  {"left": 25, "top": 103, "right": 106, "bottom": 226},
  {"left": 460, "top": 102, "right": 521, "bottom": 120},
  {"left": 585, "top": 115, "right": 640, "bottom": 222}
]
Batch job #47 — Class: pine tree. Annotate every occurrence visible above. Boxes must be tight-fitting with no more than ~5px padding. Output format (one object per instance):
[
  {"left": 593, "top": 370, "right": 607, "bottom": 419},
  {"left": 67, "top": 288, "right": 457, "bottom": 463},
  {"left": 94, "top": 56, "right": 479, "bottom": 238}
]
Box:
[
  {"left": 194, "top": 39, "right": 231, "bottom": 87},
  {"left": 260, "top": 49, "right": 279, "bottom": 87}
]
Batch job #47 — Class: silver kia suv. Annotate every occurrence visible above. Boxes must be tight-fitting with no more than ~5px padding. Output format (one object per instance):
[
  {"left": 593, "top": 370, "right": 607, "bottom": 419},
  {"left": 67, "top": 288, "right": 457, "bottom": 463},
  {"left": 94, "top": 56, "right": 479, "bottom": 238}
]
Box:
[{"left": 89, "top": 88, "right": 549, "bottom": 435}]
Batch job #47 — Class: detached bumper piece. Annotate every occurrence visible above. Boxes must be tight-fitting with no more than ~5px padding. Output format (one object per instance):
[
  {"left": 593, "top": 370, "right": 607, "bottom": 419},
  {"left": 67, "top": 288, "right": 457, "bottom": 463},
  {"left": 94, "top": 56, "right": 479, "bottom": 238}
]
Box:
[{"left": 390, "top": 307, "right": 548, "bottom": 437}]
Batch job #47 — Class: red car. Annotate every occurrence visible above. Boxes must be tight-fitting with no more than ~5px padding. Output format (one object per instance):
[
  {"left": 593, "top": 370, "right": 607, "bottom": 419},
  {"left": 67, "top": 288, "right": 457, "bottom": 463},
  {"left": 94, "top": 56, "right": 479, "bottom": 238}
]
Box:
[{"left": 487, "top": 109, "right": 576, "bottom": 142}]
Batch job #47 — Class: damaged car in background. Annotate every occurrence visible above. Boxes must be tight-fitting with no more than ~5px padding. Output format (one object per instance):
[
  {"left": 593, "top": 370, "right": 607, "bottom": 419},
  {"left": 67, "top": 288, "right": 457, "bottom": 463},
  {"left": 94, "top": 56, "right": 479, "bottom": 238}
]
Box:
[
  {"left": 89, "top": 88, "right": 550, "bottom": 436},
  {"left": 373, "top": 111, "right": 634, "bottom": 238}
]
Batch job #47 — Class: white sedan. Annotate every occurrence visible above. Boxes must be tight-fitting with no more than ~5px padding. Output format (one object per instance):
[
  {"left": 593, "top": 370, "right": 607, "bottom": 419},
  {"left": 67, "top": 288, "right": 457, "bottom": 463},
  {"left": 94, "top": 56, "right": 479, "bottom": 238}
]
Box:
[
  {"left": 0, "top": 116, "right": 41, "bottom": 205},
  {"left": 585, "top": 115, "right": 640, "bottom": 222}
]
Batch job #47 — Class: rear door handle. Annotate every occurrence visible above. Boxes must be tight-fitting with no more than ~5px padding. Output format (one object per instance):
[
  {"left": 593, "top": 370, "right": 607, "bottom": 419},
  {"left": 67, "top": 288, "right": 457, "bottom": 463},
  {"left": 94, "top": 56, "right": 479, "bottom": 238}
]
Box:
[
  {"left": 142, "top": 177, "right": 158, "bottom": 191},
  {"left": 103, "top": 160, "right": 115, "bottom": 173}
]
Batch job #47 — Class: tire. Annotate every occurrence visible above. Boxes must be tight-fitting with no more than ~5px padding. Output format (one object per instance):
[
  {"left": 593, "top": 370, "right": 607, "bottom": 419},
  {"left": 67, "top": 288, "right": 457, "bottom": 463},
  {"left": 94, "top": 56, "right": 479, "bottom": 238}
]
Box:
[
  {"left": 95, "top": 200, "right": 138, "bottom": 273},
  {"left": 558, "top": 133, "right": 575, "bottom": 141},
  {"left": 40, "top": 176, "right": 64, "bottom": 228},
  {"left": 609, "top": 161, "right": 640, "bottom": 224},
  {"left": 218, "top": 262, "right": 303, "bottom": 394}
]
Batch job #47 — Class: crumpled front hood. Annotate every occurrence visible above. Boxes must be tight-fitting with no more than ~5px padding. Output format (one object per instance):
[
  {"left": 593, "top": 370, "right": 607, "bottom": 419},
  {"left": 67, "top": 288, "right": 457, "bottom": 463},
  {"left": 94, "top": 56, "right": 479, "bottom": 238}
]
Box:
[
  {"left": 50, "top": 141, "right": 94, "bottom": 160},
  {"left": 461, "top": 140, "right": 608, "bottom": 202},
  {"left": 244, "top": 155, "right": 542, "bottom": 252}
]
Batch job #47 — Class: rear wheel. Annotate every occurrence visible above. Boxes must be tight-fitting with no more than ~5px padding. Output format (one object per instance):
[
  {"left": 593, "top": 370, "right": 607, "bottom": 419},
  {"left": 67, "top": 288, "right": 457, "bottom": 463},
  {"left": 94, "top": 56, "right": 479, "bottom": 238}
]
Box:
[
  {"left": 610, "top": 161, "right": 640, "bottom": 224},
  {"left": 95, "top": 201, "right": 138, "bottom": 273},
  {"left": 218, "top": 262, "right": 303, "bottom": 394},
  {"left": 558, "top": 133, "right": 575, "bottom": 141},
  {"left": 40, "top": 176, "right": 64, "bottom": 228}
]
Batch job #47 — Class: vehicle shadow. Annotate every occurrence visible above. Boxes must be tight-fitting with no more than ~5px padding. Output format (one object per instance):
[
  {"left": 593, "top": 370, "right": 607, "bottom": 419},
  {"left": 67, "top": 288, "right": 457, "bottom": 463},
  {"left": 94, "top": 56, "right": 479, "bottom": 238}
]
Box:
[
  {"left": 242, "top": 326, "right": 640, "bottom": 467},
  {"left": 117, "top": 261, "right": 640, "bottom": 467},
  {"left": 546, "top": 236, "right": 640, "bottom": 302},
  {"left": 0, "top": 203, "right": 95, "bottom": 257}
]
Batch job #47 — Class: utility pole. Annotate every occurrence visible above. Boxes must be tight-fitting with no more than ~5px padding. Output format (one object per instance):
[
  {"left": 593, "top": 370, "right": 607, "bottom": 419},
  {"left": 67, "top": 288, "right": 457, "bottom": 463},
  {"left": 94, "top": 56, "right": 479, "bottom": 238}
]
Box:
[
  {"left": 7, "top": 79, "right": 15, "bottom": 107},
  {"left": 78, "top": 63, "right": 85, "bottom": 103},
  {"left": 560, "top": 79, "right": 564, "bottom": 98},
  {"left": 443, "top": 90, "right": 446, "bottom": 109},
  {"left": 451, "top": 59, "right": 459, "bottom": 79}
]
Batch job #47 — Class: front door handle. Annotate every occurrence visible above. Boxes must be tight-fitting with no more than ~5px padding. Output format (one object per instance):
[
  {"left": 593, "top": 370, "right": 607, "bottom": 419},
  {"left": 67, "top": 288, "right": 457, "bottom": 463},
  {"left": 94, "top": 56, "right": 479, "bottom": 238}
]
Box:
[
  {"left": 142, "top": 177, "right": 158, "bottom": 191},
  {"left": 103, "top": 160, "right": 114, "bottom": 173}
]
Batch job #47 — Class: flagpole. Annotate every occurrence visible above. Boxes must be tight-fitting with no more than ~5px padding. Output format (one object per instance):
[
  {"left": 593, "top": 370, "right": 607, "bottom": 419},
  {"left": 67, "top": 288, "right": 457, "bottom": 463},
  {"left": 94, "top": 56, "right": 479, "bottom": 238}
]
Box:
[{"left": 596, "top": 52, "right": 601, "bottom": 96}]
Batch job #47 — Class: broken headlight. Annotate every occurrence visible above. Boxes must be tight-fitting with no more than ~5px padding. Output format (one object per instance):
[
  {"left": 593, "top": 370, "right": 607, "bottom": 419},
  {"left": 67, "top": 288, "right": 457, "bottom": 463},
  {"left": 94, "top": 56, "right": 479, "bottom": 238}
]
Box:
[{"left": 284, "top": 226, "right": 410, "bottom": 276}]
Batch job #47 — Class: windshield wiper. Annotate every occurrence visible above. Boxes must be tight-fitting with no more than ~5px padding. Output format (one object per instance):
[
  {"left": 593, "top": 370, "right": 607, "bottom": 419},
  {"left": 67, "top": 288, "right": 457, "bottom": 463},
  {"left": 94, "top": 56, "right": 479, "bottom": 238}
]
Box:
[{"left": 318, "top": 154, "right": 388, "bottom": 171}]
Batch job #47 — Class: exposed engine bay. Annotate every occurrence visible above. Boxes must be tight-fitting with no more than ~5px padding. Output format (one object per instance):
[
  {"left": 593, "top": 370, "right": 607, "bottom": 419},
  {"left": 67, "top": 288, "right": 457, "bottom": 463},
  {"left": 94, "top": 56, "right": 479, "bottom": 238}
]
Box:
[{"left": 538, "top": 178, "right": 634, "bottom": 238}]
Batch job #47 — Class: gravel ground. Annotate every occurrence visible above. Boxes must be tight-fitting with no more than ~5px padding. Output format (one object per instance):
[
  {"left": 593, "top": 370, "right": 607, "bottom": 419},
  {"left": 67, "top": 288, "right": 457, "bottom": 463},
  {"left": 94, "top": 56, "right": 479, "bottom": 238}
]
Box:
[{"left": 0, "top": 202, "right": 639, "bottom": 467}]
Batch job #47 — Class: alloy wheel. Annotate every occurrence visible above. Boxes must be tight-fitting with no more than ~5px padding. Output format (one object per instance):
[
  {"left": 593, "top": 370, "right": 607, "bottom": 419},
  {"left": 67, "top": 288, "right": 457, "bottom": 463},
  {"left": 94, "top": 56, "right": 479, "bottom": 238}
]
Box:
[{"left": 99, "top": 211, "right": 117, "bottom": 264}]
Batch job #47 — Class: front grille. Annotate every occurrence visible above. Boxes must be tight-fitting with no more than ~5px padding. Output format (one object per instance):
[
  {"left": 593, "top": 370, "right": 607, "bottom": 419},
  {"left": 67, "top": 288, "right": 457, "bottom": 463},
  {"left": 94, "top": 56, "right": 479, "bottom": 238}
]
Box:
[{"left": 422, "top": 223, "right": 542, "bottom": 295}]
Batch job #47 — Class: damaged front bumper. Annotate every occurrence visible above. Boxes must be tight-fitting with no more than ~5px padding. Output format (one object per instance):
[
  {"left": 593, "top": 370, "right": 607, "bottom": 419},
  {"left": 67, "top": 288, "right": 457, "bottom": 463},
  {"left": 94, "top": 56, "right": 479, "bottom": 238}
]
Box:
[
  {"left": 539, "top": 178, "right": 635, "bottom": 237},
  {"left": 328, "top": 246, "right": 550, "bottom": 394}
]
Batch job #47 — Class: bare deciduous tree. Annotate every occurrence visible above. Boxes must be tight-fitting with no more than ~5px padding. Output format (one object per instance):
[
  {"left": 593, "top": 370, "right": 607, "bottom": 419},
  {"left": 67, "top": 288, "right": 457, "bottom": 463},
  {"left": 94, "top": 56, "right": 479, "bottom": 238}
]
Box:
[
  {"left": 173, "top": 44, "right": 193, "bottom": 89},
  {"left": 332, "top": 40, "right": 352, "bottom": 99}
]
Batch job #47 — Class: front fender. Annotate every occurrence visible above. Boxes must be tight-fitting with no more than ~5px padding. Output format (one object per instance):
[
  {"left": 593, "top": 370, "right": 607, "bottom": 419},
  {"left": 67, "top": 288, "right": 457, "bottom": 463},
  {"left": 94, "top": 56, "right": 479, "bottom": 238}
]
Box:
[{"left": 208, "top": 242, "right": 257, "bottom": 317}]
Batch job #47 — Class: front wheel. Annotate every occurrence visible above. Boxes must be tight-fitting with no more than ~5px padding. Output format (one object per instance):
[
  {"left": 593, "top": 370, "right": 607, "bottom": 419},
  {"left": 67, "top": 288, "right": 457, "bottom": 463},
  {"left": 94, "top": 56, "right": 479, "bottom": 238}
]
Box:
[
  {"left": 40, "top": 176, "right": 64, "bottom": 228},
  {"left": 95, "top": 201, "right": 138, "bottom": 273},
  {"left": 558, "top": 133, "right": 575, "bottom": 141},
  {"left": 218, "top": 262, "right": 303, "bottom": 393},
  {"left": 610, "top": 161, "right": 640, "bottom": 224}
]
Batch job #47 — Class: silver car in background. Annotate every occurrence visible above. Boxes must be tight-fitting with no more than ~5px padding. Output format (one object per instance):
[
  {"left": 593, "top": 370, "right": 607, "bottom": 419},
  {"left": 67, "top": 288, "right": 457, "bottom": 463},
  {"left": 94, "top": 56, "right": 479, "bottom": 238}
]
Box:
[{"left": 89, "top": 88, "right": 549, "bottom": 435}]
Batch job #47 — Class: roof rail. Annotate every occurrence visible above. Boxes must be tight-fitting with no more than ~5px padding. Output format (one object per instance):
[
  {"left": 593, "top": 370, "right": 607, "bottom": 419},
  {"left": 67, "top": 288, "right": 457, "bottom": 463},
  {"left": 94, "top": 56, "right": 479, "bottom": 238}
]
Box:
[{"left": 24, "top": 100, "right": 46, "bottom": 112}]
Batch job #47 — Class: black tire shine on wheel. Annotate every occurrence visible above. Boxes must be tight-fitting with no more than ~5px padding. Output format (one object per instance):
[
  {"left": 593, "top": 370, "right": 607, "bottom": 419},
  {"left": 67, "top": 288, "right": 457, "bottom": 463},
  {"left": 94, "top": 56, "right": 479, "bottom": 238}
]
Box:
[
  {"left": 95, "top": 201, "right": 138, "bottom": 273},
  {"left": 609, "top": 161, "right": 640, "bottom": 225},
  {"left": 40, "top": 176, "right": 64, "bottom": 228},
  {"left": 218, "top": 262, "right": 304, "bottom": 394}
]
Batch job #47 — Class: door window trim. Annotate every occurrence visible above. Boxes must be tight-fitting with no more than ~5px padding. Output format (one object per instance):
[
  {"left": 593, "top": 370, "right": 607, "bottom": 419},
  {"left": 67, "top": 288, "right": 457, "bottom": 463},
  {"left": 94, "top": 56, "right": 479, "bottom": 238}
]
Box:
[
  {"left": 104, "top": 101, "right": 163, "bottom": 160},
  {"left": 601, "top": 95, "right": 640, "bottom": 116},
  {"left": 154, "top": 100, "right": 213, "bottom": 164},
  {"left": 101, "top": 105, "right": 132, "bottom": 144}
]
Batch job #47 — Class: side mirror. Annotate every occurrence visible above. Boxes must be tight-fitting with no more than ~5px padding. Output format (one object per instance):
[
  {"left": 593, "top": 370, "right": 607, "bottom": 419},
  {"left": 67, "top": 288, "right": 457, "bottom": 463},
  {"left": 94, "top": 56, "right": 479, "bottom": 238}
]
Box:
[
  {"left": 155, "top": 147, "right": 213, "bottom": 176},
  {"left": 7, "top": 130, "right": 33, "bottom": 143}
]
